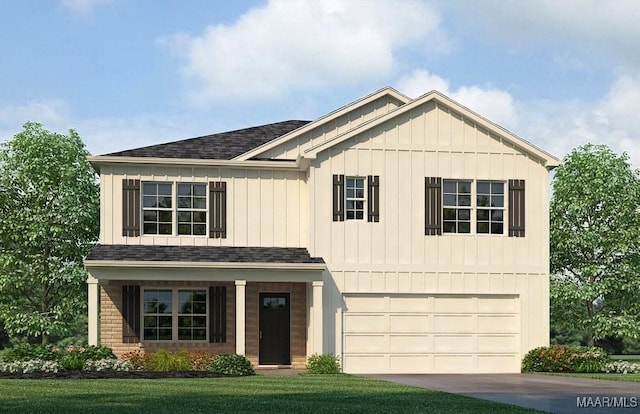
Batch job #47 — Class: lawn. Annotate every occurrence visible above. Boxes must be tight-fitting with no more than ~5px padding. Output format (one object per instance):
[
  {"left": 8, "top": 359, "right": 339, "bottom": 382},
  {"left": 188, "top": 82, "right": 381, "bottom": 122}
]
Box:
[
  {"left": 544, "top": 372, "right": 640, "bottom": 383},
  {"left": 0, "top": 374, "right": 541, "bottom": 413},
  {"left": 612, "top": 355, "right": 640, "bottom": 363}
]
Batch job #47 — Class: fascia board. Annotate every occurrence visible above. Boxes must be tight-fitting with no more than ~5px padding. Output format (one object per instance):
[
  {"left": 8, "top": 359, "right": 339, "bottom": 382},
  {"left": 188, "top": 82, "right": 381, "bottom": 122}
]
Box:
[
  {"left": 85, "top": 260, "right": 326, "bottom": 271},
  {"left": 88, "top": 156, "right": 302, "bottom": 172},
  {"left": 233, "top": 87, "right": 411, "bottom": 161}
]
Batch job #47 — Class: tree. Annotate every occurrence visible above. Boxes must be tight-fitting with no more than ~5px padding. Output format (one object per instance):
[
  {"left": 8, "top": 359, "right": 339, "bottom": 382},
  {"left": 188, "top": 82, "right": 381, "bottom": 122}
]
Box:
[
  {"left": 550, "top": 143, "right": 640, "bottom": 346},
  {"left": 0, "top": 122, "right": 99, "bottom": 344}
]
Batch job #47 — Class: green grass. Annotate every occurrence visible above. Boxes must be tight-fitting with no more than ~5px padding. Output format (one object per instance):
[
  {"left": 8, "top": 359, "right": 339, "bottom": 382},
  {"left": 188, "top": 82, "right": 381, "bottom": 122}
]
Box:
[
  {"left": 0, "top": 374, "right": 541, "bottom": 413},
  {"left": 541, "top": 372, "right": 640, "bottom": 382},
  {"left": 611, "top": 355, "right": 640, "bottom": 363}
]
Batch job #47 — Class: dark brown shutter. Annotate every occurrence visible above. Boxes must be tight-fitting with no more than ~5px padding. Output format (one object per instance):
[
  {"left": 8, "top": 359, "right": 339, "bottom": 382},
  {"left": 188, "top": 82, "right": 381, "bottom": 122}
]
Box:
[
  {"left": 425, "top": 177, "right": 442, "bottom": 235},
  {"left": 122, "top": 285, "right": 140, "bottom": 343},
  {"left": 122, "top": 179, "right": 140, "bottom": 237},
  {"left": 209, "top": 286, "right": 226, "bottom": 343},
  {"left": 333, "top": 174, "right": 345, "bottom": 221},
  {"left": 367, "top": 175, "right": 380, "bottom": 222},
  {"left": 509, "top": 179, "right": 526, "bottom": 237},
  {"left": 209, "top": 182, "right": 227, "bottom": 238}
]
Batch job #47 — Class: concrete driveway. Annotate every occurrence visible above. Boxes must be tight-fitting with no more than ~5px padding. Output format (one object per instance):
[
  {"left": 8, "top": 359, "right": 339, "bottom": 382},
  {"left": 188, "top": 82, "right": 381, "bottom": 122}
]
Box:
[{"left": 364, "top": 374, "right": 640, "bottom": 413}]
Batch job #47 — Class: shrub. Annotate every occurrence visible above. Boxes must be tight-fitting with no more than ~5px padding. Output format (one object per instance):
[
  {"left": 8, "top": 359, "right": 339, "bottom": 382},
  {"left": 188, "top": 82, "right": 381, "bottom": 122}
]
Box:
[
  {"left": 59, "top": 351, "right": 85, "bottom": 371},
  {"left": 209, "top": 354, "right": 255, "bottom": 376},
  {"left": 306, "top": 353, "right": 341, "bottom": 374},
  {"left": 121, "top": 350, "right": 148, "bottom": 371},
  {"left": 189, "top": 351, "right": 217, "bottom": 371},
  {"left": 78, "top": 345, "right": 115, "bottom": 361},
  {"left": 0, "top": 359, "right": 61, "bottom": 373},
  {"left": 145, "top": 350, "right": 193, "bottom": 372},
  {"left": 84, "top": 358, "right": 132, "bottom": 372},
  {"left": 522, "top": 345, "right": 609, "bottom": 373},
  {"left": 0, "top": 343, "right": 57, "bottom": 362},
  {"left": 604, "top": 361, "right": 640, "bottom": 374}
]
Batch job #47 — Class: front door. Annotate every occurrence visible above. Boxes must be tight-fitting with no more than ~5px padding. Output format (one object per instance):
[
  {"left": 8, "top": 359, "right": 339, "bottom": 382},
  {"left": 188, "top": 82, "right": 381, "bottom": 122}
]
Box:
[{"left": 259, "top": 293, "right": 291, "bottom": 365}]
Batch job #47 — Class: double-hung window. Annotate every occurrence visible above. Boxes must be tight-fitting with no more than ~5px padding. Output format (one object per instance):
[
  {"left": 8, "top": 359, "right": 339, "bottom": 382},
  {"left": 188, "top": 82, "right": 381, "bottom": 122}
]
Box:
[
  {"left": 143, "top": 288, "right": 208, "bottom": 341},
  {"left": 442, "top": 180, "right": 472, "bottom": 233},
  {"left": 476, "top": 181, "right": 504, "bottom": 234},
  {"left": 345, "top": 177, "right": 365, "bottom": 220},
  {"left": 142, "top": 183, "right": 173, "bottom": 235},
  {"left": 177, "top": 184, "right": 207, "bottom": 235}
]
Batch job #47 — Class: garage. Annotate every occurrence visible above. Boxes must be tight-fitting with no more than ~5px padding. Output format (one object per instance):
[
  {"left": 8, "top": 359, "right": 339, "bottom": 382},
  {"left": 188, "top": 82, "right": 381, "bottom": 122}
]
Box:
[{"left": 342, "top": 294, "right": 521, "bottom": 374}]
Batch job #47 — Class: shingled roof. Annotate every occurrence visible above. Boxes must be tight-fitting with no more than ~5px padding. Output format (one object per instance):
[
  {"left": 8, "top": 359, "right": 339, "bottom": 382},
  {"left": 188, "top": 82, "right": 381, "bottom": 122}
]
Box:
[
  {"left": 86, "top": 244, "right": 325, "bottom": 264},
  {"left": 103, "top": 120, "right": 310, "bottom": 160}
]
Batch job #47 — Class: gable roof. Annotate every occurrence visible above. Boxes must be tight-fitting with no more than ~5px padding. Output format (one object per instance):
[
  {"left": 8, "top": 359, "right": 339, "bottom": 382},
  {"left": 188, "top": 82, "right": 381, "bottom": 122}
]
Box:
[
  {"left": 102, "top": 120, "right": 310, "bottom": 160},
  {"left": 301, "top": 90, "right": 561, "bottom": 168},
  {"left": 235, "top": 87, "right": 410, "bottom": 161}
]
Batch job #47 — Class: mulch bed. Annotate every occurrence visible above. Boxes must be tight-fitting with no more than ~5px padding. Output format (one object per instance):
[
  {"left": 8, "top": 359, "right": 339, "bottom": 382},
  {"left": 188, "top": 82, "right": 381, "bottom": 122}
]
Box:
[{"left": 0, "top": 371, "right": 227, "bottom": 380}]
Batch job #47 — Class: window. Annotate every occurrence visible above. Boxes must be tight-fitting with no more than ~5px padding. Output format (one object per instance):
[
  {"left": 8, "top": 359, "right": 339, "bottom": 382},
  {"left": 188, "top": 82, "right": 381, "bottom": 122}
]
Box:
[
  {"left": 143, "top": 288, "right": 208, "bottom": 341},
  {"left": 142, "top": 183, "right": 173, "bottom": 235},
  {"left": 345, "top": 177, "right": 365, "bottom": 220},
  {"left": 443, "top": 180, "right": 471, "bottom": 233},
  {"left": 177, "top": 184, "right": 207, "bottom": 235},
  {"left": 477, "top": 181, "right": 504, "bottom": 234}
]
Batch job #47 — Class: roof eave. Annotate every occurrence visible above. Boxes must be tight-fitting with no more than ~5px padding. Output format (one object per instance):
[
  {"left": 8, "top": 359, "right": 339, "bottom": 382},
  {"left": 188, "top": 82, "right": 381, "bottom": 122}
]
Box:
[
  {"left": 89, "top": 155, "right": 305, "bottom": 172},
  {"left": 85, "top": 260, "right": 326, "bottom": 271}
]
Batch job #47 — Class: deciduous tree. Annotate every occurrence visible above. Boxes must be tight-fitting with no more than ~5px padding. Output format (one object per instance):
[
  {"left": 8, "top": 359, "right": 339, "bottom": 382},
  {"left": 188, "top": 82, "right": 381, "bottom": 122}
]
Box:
[
  {"left": 0, "top": 122, "right": 99, "bottom": 343},
  {"left": 550, "top": 144, "right": 640, "bottom": 346}
]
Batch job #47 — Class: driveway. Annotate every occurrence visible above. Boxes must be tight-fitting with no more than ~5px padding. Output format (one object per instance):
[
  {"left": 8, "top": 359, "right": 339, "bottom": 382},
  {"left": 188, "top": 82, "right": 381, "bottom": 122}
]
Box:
[{"left": 364, "top": 374, "right": 640, "bottom": 413}]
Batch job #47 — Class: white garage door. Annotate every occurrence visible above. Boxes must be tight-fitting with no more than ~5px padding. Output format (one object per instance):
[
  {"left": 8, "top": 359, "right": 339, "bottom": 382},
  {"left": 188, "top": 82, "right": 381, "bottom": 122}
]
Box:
[{"left": 342, "top": 294, "right": 521, "bottom": 374}]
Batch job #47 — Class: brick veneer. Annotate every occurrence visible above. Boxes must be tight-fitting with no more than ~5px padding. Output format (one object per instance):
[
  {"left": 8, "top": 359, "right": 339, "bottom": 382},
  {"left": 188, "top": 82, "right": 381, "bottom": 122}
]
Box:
[{"left": 100, "top": 280, "right": 308, "bottom": 368}]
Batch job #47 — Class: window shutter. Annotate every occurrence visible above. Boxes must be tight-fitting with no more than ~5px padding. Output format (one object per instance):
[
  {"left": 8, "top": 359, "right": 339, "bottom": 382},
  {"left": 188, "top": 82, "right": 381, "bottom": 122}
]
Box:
[
  {"left": 509, "top": 179, "right": 526, "bottom": 237},
  {"left": 209, "top": 182, "right": 227, "bottom": 238},
  {"left": 209, "top": 286, "right": 227, "bottom": 343},
  {"left": 425, "top": 177, "right": 442, "bottom": 235},
  {"left": 333, "top": 174, "right": 345, "bottom": 221},
  {"left": 122, "top": 285, "right": 140, "bottom": 343},
  {"left": 122, "top": 179, "right": 140, "bottom": 237},
  {"left": 367, "top": 175, "right": 380, "bottom": 222}
]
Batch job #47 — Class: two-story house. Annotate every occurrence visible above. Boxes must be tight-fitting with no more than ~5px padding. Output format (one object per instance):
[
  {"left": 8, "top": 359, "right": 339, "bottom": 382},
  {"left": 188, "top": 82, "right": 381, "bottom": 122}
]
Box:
[{"left": 85, "top": 87, "right": 560, "bottom": 373}]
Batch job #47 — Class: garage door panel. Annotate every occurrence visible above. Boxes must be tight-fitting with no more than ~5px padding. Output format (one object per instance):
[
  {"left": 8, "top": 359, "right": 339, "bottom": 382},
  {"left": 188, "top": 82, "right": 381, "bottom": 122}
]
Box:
[
  {"left": 478, "top": 297, "right": 517, "bottom": 312},
  {"left": 433, "top": 315, "right": 474, "bottom": 332},
  {"left": 343, "top": 355, "right": 386, "bottom": 373},
  {"left": 389, "top": 335, "right": 430, "bottom": 352},
  {"left": 478, "top": 315, "right": 517, "bottom": 333},
  {"left": 477, "top": 354, "right": 520, "bottom": 372},
  {"left": 433, "top": 334, "right": 474, "bottom": 352},
  {"left": 344, "top": 296, "right": 387, "bottom": 311},
  {"left": 433, "top": 355, "right": 474, "bottom": 372},
  {"left": 390, "top": 355, "right": 431, "bottom": 373},
  {"left": 433, "top": 296, "right": 474, "bottom": 312},
  {"left": 389, "top": 296, "right": 429, "bottom": 311},
  {"left": 344, "top": 334, "right": 387, "bottom": 352},
  {"left": 389, "top": 314, "right": 429, "bottom": 332},
  {"left": 344, "top": 314, "right": 386, "bottom": 332},
  {"left": 478, "top": 335, "right": 519, "bottom": 352}
]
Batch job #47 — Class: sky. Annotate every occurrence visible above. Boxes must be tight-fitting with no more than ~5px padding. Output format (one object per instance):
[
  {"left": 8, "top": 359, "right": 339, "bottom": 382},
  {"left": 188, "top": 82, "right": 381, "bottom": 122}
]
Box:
[{"left": 1, "top": 0, "right": 640, "bottom": 166}]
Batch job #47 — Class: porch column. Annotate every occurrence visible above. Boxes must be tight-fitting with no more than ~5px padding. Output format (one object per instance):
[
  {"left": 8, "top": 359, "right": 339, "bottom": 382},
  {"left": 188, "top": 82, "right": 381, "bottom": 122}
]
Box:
[
  {"left": 235, "top": 280, "right": 247, "bottom": 355},
  {"left": 312, "top": 280, "right": 324, "bottom": 354},
  {"left": 87, "top": 275, "right": 99, "bottom": 346}
]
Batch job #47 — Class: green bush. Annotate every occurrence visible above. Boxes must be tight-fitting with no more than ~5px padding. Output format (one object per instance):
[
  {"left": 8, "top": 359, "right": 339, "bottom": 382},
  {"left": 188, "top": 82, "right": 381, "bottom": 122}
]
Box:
[
  {"left": 306, "top": 353, "right": 341, "bottom": 374},
  {"left": 59, "top": 351, "right": 85, "bottom": 371},
  {"left": 79, "top": 345, "right": 116, "bottom": 361},
  {"left": 522, "top": 345, "right": 610, "bottom": 373},
  {"left": 145, "top": 350, "right": 193, "bottom": 372},
  {"left": 0, "top": 343, "right": 57, "bottom": 362},
  {"left": 209, "top": 354, "right": 255, "bottom": 376}
]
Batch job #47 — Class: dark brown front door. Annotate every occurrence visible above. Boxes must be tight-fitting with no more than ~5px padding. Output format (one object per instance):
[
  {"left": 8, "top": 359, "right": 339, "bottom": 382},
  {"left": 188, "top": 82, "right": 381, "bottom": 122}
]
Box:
[{"left": 259, "top": 293, "right": 290, "bottom": 365}]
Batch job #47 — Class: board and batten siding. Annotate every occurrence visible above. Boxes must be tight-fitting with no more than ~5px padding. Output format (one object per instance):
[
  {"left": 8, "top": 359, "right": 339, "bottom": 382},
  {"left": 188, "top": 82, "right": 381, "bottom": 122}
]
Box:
[
  {"left": 306, "top": 101, "right": 551, "bottom": 358},
  {"left": 260, "top": 95, "right": 404, "bottom": 160},
  {"left": 99, "top": 166, "right": 308, "bottom": 248}
]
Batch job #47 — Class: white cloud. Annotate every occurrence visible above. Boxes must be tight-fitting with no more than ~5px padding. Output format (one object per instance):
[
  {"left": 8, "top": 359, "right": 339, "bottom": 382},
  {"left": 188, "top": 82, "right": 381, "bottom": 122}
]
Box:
[
  {"left": 162, "top": 0, "right": 448, "bottom": 107},
  {"left": 60, "top": 0, "right": 113, "bottom": 15},
  {"left": 396, "top": 69, "right": 518, "bottom": 129}
]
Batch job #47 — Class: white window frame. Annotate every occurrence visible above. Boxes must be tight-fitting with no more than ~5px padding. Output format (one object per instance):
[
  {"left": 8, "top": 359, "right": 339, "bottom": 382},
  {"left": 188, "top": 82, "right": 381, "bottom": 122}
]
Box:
[
  {"left": 441, "top": 179, "right": 507, "bottom": 236},
  {"left": 142, "top": 182, "right": 174, "bottom": 235},
  {"left": 176, "top": 183, "right": 207, "bottom": 236},
  {"left": 442, "top": 179, "right": 472, "bottom": 234},
  {"left": 345, "top": 176, "right": 366, "bottom": 220},
  {"left": 142, "top": 287, "right": 209, "bottom": 342},
  {"left": 141, "top": 182, "right": 208, "bottom": 236},
  {"left": 476, "top": 181, "right": 505, "bottom": 235}
]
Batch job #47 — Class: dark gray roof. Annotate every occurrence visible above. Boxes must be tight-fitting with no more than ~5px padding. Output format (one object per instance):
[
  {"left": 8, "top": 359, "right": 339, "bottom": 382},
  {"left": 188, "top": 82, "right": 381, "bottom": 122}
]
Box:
[
  {"left": 103, "top": 120, "right": 310, "bottom": 160},
  {"left": 86, "top": 244, "right": 325, "bottom": 264}
]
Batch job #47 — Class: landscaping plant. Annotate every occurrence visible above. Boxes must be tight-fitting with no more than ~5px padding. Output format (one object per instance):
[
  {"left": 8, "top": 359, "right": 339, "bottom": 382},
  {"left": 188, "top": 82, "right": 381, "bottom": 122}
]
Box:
[
  {"left": 522, "top": 345, "right": 610, "bottom": 372},
  {"left": 209, "top": 354, "right": 255, "bottom": 376},
  {"left": 306, "top": 353, "right": 341, "bottom": 374}
]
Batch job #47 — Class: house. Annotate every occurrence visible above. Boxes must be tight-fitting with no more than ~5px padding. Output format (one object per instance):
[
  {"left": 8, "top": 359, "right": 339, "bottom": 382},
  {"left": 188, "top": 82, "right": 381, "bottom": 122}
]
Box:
[{"left": 84, "top": 87, "right": 560, "bottom": 373}]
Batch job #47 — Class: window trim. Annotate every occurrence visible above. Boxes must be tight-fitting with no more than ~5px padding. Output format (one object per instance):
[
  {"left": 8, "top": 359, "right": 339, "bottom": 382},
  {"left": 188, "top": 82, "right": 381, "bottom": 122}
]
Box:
[
  {"left": 141, "top": 287, "right": 209, "bottom": 343},
  {"left": 476, "top": 180, "right": 505, "bottom": 235},
  {"left": 345, "top": 176, "right": 366, "bottom": 221}
]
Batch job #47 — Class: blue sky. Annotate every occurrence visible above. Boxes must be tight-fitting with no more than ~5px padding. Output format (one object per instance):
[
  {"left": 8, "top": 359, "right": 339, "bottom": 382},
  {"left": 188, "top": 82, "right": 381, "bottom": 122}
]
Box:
[{"left": 1, "top": 0, "right": 639, "bottom": 165}]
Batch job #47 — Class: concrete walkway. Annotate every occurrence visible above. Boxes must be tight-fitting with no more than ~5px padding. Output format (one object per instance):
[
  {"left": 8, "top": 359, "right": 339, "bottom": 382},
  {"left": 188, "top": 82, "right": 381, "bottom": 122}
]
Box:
[{"left": 364, "top": 374, "right": 640, "bottom": 413}]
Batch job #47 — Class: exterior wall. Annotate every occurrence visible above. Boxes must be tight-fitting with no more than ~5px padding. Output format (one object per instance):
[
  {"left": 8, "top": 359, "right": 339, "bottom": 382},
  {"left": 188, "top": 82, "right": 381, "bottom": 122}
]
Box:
[
  {"left": 307, "top": 101, "right": 551, "bottom": 359},
  {"left": 100, "top": 167, "right": 307, "bottom": 248},
  {"left": 245, "top": 282, "right": 307, "bottom": 368},
  {"left": 100, "top": 280, "right": 236, "bottom": 357},
  {"left": 260, "top": 95, "right": 405, "bottom": 160}
]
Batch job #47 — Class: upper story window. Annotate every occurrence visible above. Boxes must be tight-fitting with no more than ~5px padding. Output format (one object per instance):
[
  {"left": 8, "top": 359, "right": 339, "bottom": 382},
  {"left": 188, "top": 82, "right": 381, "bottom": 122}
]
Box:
[
  {"left": 476, "top": 181, "right": 504, "bottom": 234},
  {"left": 142, "top": 183, "right": 173, "bottom": 235},
  {"left": 177, "top": 184, "right": 207, "bottom": 235},
  {"left": 443, "top": 180, "right": 471, "bottom": 233},
  {"left": 345, "top": 177, "right": 365, "bottom": 220}
]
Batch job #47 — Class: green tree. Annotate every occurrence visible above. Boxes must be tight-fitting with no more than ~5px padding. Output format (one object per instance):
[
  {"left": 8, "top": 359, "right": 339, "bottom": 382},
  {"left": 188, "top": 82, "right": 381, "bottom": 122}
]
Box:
[
  {"left": 550, "top": 143, "right": 640, "bottom": 346},
  {"left": 0, "top": 122, "right": 99, "bottom": 344}
]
